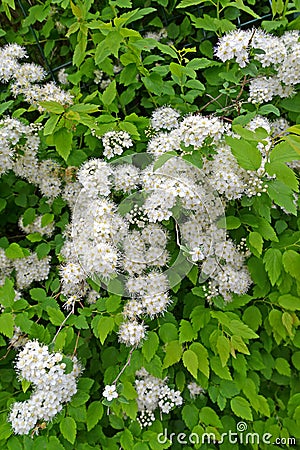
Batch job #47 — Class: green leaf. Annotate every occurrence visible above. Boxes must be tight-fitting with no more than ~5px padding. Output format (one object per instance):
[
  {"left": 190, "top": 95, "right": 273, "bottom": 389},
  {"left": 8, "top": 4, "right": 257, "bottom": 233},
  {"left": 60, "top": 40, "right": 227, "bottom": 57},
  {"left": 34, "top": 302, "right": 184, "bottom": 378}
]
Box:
[
  {"left": 182, "top": 404, "right": 199, "bottom": 429},
  {"left": 268, "top": 180, "right": 297, "bottom": 215},
  {"left": 0, "top": 198, "right": 6, "bottom": 212},
  {"left": 182, "top": 349, "right": 198, "bottom": 379},
  {"left": 226, "top": 216, "right": 241, "bottom": 229},
  {"left": 163, "top": 340, "right": 182, "bottom": 368},
  {"left": 102, "top": 80, "right": 117, "bottom": 106},
  {"left": 21, "top": 379, "right": 31, "bottom": 393},
  {"left": 0, "top": 100, "right": 14, "bottom": 116},
  {"left": 87, "top": 401, "right": 103, "bottom": 431},
  {"left": 258, "top": 104, "right": 280, "bottom": 116},
  {"left": 211, "top": 356, "right": 232, "bottom": 380},
  {"left": 0, "top": 313, "right": 14, "bottom": 338},
  {"left": 120, "top": 429, "right": 134, "bottom": 450},
  {"left": 278, "top": 294, "right": 300, "bottom": 311},
  {"left": 44, "top": 114, "right": 60, "bottom": 136},
  {"left": 231, "top": 335, "right": 250, "bottom": 355},
  {"left": 142, "top": 331, "right": 159, "bottom": 362},
  {"left": 41, "top": 213, "right": 54, "bottom": 227},
  {"left": 199, "top": 406, "right": 223, "bottom": 427},
  {"left": 266, "top": 161, "right": 298, "bottom": 192},
  {"left": 159, "top": 323, "right": 178, "bottom": 343},
  {"left": 282, "top": 250, "right": 300, "bottom": 280},
  {"left": 275, "top": 357, "right": 291, "bottom": 376},
  {"left": 97, "top": 316, "right": 114, "bottom": 344},
  {"left": 47, "top": 307, "right": 65, "bottom": 326},
  {"left": 242, "top": 306, "right": 262, "bottom": 331},
  {"left": 177, "top": 0, "right": 207, "bottom": 7},
  {"left": 248, "top": 231, "right": 263, "bottom": 257},
  {"left": 39, "top": 101, "right": 65, "bottom": 114},
  {"left": 179, "top": 319, "right": 197, "bottom": 343},
  {"left": 264, "top": 248, "right": 282, "bottom": 285},
  {"left": 217, "top": 335, "right": 230, "bottom": 367},
  {"left": 190, "top": 342, "right": 209, "bottom": 378},
  {"left": 53, "top": 127, "right": 73, "bottom": 161},
  {"left": 269, "top": 141, "right": 299, "bottom": 163},
  {"left": 48, "top": 436, "right": 65, "bottom": 450},
  {"left": 60, "top": 417, "right": 77, "bottom": 444},
  {"left": 5, "top": 243, "right": 28, "bottom": 259},
  {"left": 36, "top": 243, "right": 51, "bottom": 259},
  {"left": 22, "top": 208, "right": 36, "bottom": 226},
  {"left": 0, "top": 278, "right": 15, "bottom": 307},
  {"left": 225, "top": 136, "right": 262, "bottom": 170},
  {"left": 231, "top": 396, "right": 253, "bottom": 420},
  {"left": 227, "top": 320, "right": 259, "bottom": 340}
]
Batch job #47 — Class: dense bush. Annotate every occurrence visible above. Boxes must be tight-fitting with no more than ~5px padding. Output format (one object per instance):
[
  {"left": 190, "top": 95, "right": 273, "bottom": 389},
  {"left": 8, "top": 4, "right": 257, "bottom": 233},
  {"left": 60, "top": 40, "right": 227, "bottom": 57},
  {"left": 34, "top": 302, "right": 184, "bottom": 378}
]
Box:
[{"left": 0, "top": 1, "right": 300, "bottom": 449}]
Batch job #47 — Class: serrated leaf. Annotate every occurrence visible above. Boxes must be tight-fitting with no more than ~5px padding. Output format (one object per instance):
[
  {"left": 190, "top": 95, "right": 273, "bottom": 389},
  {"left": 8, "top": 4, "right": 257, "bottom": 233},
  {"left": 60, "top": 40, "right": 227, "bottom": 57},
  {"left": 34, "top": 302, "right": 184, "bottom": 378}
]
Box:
[
  {"left": 44, "top": 114, "right": 60, "bottom": 135},
  {"left": 0, "top": 278, "right": 15, "bottom": 307},
  {"left": 275, "top": 357, "right": 291, "bottom": 376},
  {"left": 248, "top": 231, "right": 263, "bottom": 256},
  {"left": 264, "top": 248, "right": 282, "bottom": 285},
  {"left": 190, "top": 342, "right": 209, "bottom": 377},
  {"left": 227, "top": 320, "right": 259, "bottom": 340},
  {"left": 225, "top": 136, "right": 262, "bottom": 170},
  {"left": 163, "top": 340, "right": 182, "bottom": 368},
  {"left": 142, "top": 331, "right": 159, "bottom": 362},
  {"left": 182, "top": 404, "right": 199, "bottom": 429},
  {"left": 120, "top": 429, "right": 134, "bottom": 449},
  {"left": 199, "top": 406, "right": 223, "bottom": 427},
  {"left": 39, "top": 101, "right": 65, "bottom": 114},
  {"left": 102, "top": 80, "right": 117, "bottom": 106},
  {"left": 53, "top": 127, "right": 73, "bottom": 161},
  {"left": 231, "top": 335, "right": 250, "bottom": 355},
  {"left": 0, "top": 313, "right": 14, "bottom": 337},
  {"left": 182, "top": 349, "right": 198, "bottom": 378},
  {"left": 211, "top": 356, "right": 232, "bottom": 380},
  {"left": 268, "top": 180, "right": 297, "bottom": 215},
  {"left": 217, "top": 335, "right": 230, "bottom": 367},
  {"left": 231, "top": 396, "right": 253, "bottom": 420},
  {"left": 5, "top": 243, "right": 27, "bottom": 259},
  {"left": 47, "top": 307, "right": 65, "bottom": 326},
  {"left": 48, "top": 436, "right": 65, "bottom": 450},
  {"left": 22, "top": 208, "right": 36, "bottom": 227},
  {"left": 179, "top": 319, "right": 197, "bottom": 343},
  {"left": 97, "top": 316, "right": 114, "bottom": 344},
  {"left": 278, "top": 294, "right": 300, "bottom": 311},
  {"left": 282, "top": 250, "right": 300, "bottom": 280},
  {"left": 87, "top": 401, "right": 104, "bottom": 431},
  {"left": 60, "top": 417, "right": 76, "bottom": 444}
]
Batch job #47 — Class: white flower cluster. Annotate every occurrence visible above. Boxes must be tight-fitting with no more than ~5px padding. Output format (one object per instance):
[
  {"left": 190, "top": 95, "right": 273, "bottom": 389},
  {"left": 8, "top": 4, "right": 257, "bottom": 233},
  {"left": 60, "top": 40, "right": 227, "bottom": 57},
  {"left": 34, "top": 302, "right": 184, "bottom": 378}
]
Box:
[
  {"left": 0, "top": 247, "right": 50, "bottom": 290},
  {"left": 101, "top": 131, "right": 133, "bottom": 159},
  {"left": 215, "top": 29, "right": 300, "bottom": 103},
  {"left": 150, "top": 106, "right": 180, "bottom": 131},
  {"left": 61, "top": 107, "right": 272, "bottom": 334},
  {"left": 135, "top": 368, "right": 183, "bottom": 427},
  {"left": 14, "top": 252, "right": 51, "bottom": 290},
  {"left": 0, "top": 44, "right": 73, "bottom": 110},
  {"left": 0, "top": 117, "right": 62, "bottom": 199},
  {"left": 187, "top": 382, "right": 205, "bottom": 398},
  {"left": 8, "top": 340, "right": 81, "bottom": 435}
]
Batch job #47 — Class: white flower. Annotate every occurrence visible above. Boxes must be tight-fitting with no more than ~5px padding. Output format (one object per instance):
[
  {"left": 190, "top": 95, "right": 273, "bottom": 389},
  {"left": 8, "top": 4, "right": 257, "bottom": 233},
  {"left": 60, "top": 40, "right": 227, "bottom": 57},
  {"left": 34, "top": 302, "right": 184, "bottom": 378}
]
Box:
[{"left": 103, "top": 384, "right": 118, "bottom": 401}]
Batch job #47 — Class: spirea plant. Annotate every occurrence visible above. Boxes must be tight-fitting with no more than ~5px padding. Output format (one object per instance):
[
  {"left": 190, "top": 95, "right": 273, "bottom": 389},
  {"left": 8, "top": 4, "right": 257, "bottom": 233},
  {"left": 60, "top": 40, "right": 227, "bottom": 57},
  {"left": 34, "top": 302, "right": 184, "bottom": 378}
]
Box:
[{"left": 0, "top": 1, "right": 300, "bottom": 449}]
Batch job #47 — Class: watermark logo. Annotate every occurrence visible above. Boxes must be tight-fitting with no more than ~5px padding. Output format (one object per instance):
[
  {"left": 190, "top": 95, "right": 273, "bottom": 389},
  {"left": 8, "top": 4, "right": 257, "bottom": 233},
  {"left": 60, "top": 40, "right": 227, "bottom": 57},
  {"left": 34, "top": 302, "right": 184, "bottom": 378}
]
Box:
[{"left": 157, "top": 422, "right": 297, "bottom": 446}]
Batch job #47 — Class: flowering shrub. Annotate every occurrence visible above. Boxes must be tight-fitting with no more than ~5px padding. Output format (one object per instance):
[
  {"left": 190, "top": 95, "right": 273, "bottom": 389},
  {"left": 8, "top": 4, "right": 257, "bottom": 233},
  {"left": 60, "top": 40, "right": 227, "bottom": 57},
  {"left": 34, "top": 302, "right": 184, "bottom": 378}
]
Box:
[{"left": 1, "top": 0, "right": 300, "bottom": 449}]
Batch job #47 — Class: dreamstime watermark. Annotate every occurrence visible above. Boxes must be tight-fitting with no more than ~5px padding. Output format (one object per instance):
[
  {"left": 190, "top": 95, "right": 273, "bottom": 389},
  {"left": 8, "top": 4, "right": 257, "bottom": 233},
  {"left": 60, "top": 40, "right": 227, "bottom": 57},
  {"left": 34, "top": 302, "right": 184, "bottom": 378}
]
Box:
[{"left": 157, "top": 422, "right": 297, "bottom": 446}]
